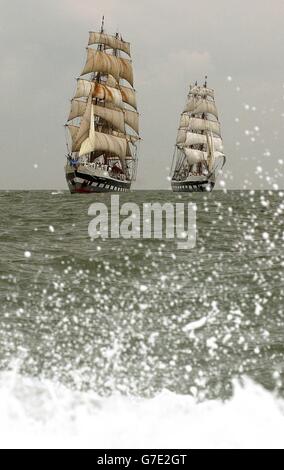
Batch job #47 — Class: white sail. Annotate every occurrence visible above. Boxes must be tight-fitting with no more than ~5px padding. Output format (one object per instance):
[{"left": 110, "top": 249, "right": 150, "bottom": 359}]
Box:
[
  {"left": 81, "top": 49, "right": 119, "bottom": 79},
  {"left": 120, "top": 85, "right": 137, "bottom": 110},
  {"left": 79, "top": 104, "right": 96, "bottom": 156},
  {"left": 184, "top": 148, "right": 207, "bottom": 165},
  {"left": 74, "top": 79, "right": 93, "bottom": 99},
  {"left": 104, "top": 77, "right": 137, "bottom": 107},
  {"left": 184, "top": 98, "right": 218, "bottom": 118},
  {"left": 81, "top": 49, "right": 134, "bottom": 86},
  {"left": 124, "top": 109, "right": 139, "bottom": 134},
  {"left": 88, "top": 32, "right": 131, "bottom": 56},
  {"left": 80, "top": 130, "right": 127, "bottom": 159},
  {"left": 179, "top": 114, "right": 189, "bottom": 129},
  {"left": 119, "top": 57, "right": 134, "bottom": 86},
  {"left": 179, "top": 116, "right": 221, "bottom": 137},
  {"left": 112, "top": 131, "right": 140, "bottom": 144},
  {"left": 176, "top": 129, "right": 187, "bottom": 145},
  {"left": 206, "top": 131, "right": 214, "bottom": 172},
  {"left": 67, "top": 124, "right": 80, "bottom": 148},
  {"left": 72, "top": 94, "right": 93, "bottom": 152},
  {"left": 93, "top": 104, "right": 125, "bottom": 133},
  {"left": 68, "top": 99, "right": 87, "bottom": 121},
  {"left": 93, "top": 83, "right": 123, "bottom": 108},
  {"left": 68, "top": 100, "right": 126, "bottom": 130},
  {"left": 181, "top": 131, "right": 223, "bottom": 151},
  {"left": 105, "top": 75, "right": 119, "bottom": 87}
]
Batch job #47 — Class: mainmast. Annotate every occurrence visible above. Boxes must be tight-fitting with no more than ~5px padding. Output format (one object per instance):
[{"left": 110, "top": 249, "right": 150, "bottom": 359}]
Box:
[
  {"left": 199, "top": 75, "right": 208, "bottom": 175},
  {"left": 101, "top": 15, "right": 105, "bottom": 33}
]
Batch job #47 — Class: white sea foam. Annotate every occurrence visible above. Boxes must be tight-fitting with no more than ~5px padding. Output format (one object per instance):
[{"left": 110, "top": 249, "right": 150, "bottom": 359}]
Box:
[
  {"left": 0, "top": 371, "right": 283, "bottom": 449},
  {"left": 183, "top": 316, "right": 207, "bottom": 332}
]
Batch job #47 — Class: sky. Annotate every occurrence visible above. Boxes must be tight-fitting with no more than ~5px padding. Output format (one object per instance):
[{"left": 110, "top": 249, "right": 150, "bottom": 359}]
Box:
[{"left": 0, "top": 0, "right": 284, "bottom": 190}]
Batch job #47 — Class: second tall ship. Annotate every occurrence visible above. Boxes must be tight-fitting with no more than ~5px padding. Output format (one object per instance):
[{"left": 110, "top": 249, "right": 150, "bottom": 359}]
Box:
[
  {"left": 65, "top": 18, "right": 140, "bottom": 193},
  {"left": 171, "top": 79, "right": 226, "bottom": 192}
]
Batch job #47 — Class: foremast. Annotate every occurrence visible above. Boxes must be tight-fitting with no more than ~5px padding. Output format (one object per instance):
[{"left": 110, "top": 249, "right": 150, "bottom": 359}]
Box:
[
  {"left": 65, "top": 17, "right": 140, "bottom": 181},
  {"left": 172, "top": 78, "right": 225, "bottom": 181}
]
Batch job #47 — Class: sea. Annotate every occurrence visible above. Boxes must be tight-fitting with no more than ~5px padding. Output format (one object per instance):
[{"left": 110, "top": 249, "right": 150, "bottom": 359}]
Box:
[{"left": 0, "top": 190, "right": 283, "bottom": 449}]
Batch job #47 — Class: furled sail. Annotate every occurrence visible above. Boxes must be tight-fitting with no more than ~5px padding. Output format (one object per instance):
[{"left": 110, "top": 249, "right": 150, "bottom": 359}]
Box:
[
  {"left": 88, "top": 32, "right": 131, "bottom": 56},
  {"left": 81, "top": 49, "right": 134, "bottom": 86}
]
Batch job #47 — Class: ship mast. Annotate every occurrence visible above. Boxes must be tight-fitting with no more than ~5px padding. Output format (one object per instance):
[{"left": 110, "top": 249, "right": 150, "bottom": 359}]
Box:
[
  {"left": 200, "top": 75, "right": 208, "bottom": 175},
  {"left": 92, "top": 15, "right": 105, "bottom": 163}
]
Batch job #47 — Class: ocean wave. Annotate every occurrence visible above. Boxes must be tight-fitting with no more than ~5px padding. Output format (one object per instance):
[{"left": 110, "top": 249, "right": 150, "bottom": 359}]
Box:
[{"left": 0, "top": 371, "right": 283, "bottom": 449}]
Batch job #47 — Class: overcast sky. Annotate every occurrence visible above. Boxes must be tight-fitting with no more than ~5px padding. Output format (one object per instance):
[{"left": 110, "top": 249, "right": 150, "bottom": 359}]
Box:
[{"left": 0, "top": 0, "right": 283, "bottom": 189}]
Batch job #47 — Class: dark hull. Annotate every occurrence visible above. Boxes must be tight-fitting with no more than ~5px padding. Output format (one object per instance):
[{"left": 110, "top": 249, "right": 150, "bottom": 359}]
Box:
[
  {"left": 66, "top": 170, "right": 131, "bottom": 194},
  {"left": 171, "top": 180, "right": 215, "bottom": 193}
]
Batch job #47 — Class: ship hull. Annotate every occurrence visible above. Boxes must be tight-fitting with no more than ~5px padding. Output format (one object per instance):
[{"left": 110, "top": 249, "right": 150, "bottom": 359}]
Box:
[
  {"left": 66, "top": 168, "right": 131, "bottom": 194},
  {"left": 171, "top": 179, "right": 215, "bottom": 193}
]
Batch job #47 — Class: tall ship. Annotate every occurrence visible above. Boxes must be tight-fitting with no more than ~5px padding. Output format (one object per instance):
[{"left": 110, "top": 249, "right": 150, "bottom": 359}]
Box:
[
  {"left": 171, "top": 79, "right": 226, "bottom": 192},
  {"left": 65, "top": 18, "right": 140, "bottom": 193}
]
